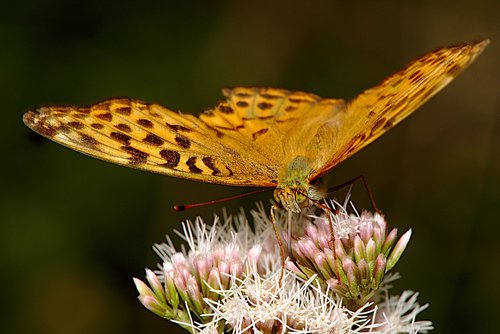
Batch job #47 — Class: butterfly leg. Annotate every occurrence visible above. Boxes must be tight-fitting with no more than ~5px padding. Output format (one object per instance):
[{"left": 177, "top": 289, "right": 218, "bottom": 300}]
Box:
[
  {"left": 328, "top": 175, "right": 380, "bottom": 213},
  {"left": 270, "top": 204, "right": 286, "bottom": 284}
]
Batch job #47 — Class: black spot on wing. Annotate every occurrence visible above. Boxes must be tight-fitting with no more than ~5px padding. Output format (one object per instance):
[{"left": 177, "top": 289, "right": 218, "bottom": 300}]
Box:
[
  {"left": 252, "top": 128, "right": 268, "bottom": 140},
  {"left": 79, "top": 133, "right": 99, "bottom": 148},
  {"left": 160, "top": 149, "right": 180, "bottom": 168},
  {"left": 186, "top": 157, "right": 202, "bottom": 174},
  {"left": 257, "top": 102, "right": 273, "bottom": 110},
  {"left": 110, "top": 132, "right": 131, "bottom": 146},
  {"left": 175, "top": 135, "right": 191, "bottom": 149},
  {"left": 218, "top": 105, "right": 234, "bottom": 114},
  {"left": 115, "top": 107, "right": 132, "bottom": 116},
  {"left": 167, "top": 123, "right": 192, "bottom": 132},
  {"left": 68, "top": 121, "right": 84, "bottom": 129},
  {"left": 143, "top": 134, "right": 164, "bottom": 146},
  {"left": 123, "top": 146, "right": 148, "bottom": 164},
  {"left": 96, "top": 113, "right": 112, "bottom": 122},
  {"left": 138, "top": 119, "right": 153, "bottom": 128},
  {"left": 116, "top": 123, "right": 132, "bottom": 132},
  {"left": 202, "top": 157, "right": 220, "bottom": 175},
  {"left": 91, "top": 123, "right": 104, "bottom": 129}
]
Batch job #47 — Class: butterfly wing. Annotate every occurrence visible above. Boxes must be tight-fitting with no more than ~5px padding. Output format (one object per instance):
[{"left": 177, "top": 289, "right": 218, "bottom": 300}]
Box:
[
  {"left": 207, "top": 87, "right": 346, "bottom": 177},
  {"left": 23, "top": 88, "right": 344, "bottom": 187},
  {"left": 308, "top": 39, "right": 489, "bottom": 180},
  {"left": 23, "top": 98, "right": 282, "bottom": 186}
]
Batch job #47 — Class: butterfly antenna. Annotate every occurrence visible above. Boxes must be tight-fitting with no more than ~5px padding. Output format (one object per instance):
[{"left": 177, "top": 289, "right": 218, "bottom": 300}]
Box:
[
  {"left": 174, "top": 189, "right": 270, "bottom": 211},
  {"left": 327, "top": 175, "right": 380, "bottom": 213}
]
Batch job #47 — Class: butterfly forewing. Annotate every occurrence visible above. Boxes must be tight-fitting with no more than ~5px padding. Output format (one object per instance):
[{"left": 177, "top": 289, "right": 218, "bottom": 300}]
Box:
[
  {"left": 309, "top": 39, "right": 489, "bottom": 180},
  {"left": 23, "top": 98, "right": 280, "bottom": 186}
]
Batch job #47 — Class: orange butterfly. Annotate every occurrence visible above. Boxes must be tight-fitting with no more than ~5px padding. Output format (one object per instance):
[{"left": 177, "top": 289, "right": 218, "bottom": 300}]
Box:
[{"left": 24, "top": 40, "right": 489, "bottom": 212}]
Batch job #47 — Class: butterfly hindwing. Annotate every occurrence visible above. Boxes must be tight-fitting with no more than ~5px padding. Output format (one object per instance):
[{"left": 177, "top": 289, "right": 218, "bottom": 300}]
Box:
[{"left": 200, "top": 87, "right": 349, "bottom": 183}]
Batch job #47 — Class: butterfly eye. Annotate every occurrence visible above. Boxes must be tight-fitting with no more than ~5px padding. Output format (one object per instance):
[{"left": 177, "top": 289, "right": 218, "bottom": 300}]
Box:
[{"left": 295, "top": 192, "right": 307, "bottom": 206}]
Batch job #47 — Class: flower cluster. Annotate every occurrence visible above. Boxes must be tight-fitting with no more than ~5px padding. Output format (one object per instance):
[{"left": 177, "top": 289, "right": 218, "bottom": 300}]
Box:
[
  {"left": 288, "top": 202, "right": 412, "bottom": 309},
  {"left": 133, "top": 211, "right": 277, "bottom": 331},
  {"left": 134, "top": 201, "right": 432, "bottom": 333}
]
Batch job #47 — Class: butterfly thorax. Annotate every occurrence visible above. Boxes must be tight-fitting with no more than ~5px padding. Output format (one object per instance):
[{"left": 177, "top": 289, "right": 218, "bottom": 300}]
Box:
[{"left": 273, "top": 156, "right": 323, "bottom": 213}]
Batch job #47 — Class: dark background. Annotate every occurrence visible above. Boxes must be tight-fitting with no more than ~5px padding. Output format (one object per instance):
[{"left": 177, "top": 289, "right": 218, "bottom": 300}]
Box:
[{"left": 1, "top": 1, "right": 498, "bottom": 333}]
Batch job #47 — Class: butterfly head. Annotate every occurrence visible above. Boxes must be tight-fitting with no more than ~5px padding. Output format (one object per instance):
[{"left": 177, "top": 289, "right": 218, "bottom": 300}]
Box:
[
  {"left": 273, "top": 187, "right": 305, "bottom": 213},
  {"left": 273, "top": 184, "right": 323, "bottom": 213},
  {"left": 274, "top": 156, "right": 324, "bottom": 213}
]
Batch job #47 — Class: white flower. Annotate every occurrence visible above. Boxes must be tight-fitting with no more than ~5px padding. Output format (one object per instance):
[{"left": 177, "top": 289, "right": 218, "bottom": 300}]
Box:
[
  {"left": 375, "top": 290, "right": 433, "bottom": 334},
  {"left": 202, "top": 269, "right": 378, "bottom": 334}
]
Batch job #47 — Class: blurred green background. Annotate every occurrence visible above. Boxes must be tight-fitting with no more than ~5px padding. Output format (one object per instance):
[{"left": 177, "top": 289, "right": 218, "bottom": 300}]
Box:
[{"left": 1, "top": 0, "right": 498, "bottom": 333}]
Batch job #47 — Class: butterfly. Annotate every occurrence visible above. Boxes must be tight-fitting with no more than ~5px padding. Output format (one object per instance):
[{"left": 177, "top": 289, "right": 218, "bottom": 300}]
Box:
[{"left": 23, "top": 40, "right": 488, "bottom": 213}]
